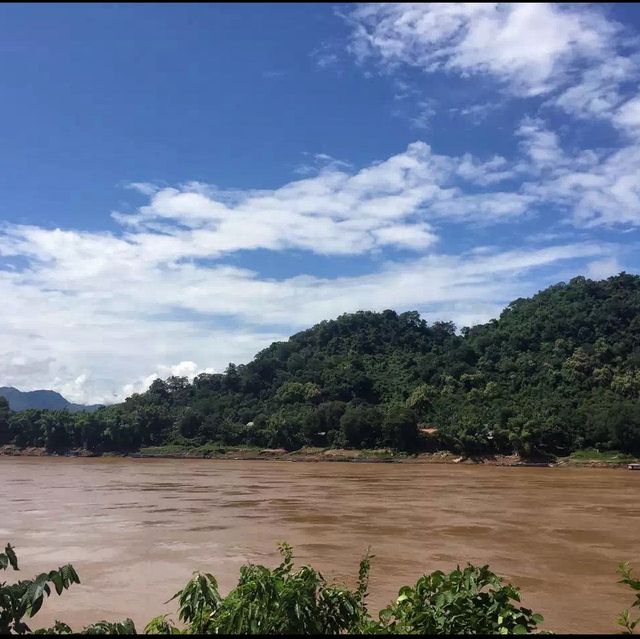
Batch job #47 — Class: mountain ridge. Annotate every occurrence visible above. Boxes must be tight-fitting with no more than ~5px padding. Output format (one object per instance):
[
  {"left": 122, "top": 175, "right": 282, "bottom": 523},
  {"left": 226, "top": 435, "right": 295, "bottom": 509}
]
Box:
[{"left": 0, "top": 386, "right": 102, "bottom": 413}]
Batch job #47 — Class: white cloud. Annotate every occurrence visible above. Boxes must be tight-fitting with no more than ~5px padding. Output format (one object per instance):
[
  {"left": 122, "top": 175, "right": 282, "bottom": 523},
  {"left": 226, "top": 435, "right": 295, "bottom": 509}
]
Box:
[
  {"left": 311, "top": 43, "right": 341, "bottom": 69},
  {"left": 586, "top": 257, "right": 623, "bottom": 280},
  {"left": 54, "top": 374, "right": 90, "bottom": 405},
  {"left": 449, "top": 102, "right": 498, "bottom": 124},
  {"left": 110, "top": 142, "right": 448, "bottom": 257},
  {"left": 101, "top": 141, "right": 539, "bottom": 262},
  {"left": 430, "top": 192, "right": 535, "bottom": 222},
  {"left": 347, "top": 3, "right": 618, "bottom": 97},
  {"left": 521, "top": 133, "right": 640, "bottom": 227},
  {"left": 612, "top": 95, "right": 640, "bottom": 134},
  {"left": 125, "top": 182, "right": 161, "bottom": 196},
  {"left": 517, "top": 117, "right": 567, "bottom": 169},
  {"left": 409, "top": 99, "right": 437, "bottom": 130},
  {"left": 0, "top": 214, "right": 612, "bottom": 403},
  {"left": 294, "top": 152, "right": 353, "bottom": 176},
  {"left": 552, "top": 56, "right": 637, "bottom": 120},
  {"left": 371, "top": 224, "right": 437, "bottom": 249},
  {"left": 455, "top": 154, "right": 516, "bottom": 186},
  {"left": 346, "top": 3, "right": 640, "bottom": 135},
  {"left": 0, "top": 137, "right": 629, "bottom": 404}
]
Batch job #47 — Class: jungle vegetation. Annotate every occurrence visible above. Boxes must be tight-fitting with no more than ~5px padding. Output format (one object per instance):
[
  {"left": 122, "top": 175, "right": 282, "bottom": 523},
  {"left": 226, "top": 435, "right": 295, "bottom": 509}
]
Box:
[
  {"left": 2, "top": 542, "right": 639, "bottom": 635},
  {"left": 2, "top": 273, "right": 640, "bottom": 458}
]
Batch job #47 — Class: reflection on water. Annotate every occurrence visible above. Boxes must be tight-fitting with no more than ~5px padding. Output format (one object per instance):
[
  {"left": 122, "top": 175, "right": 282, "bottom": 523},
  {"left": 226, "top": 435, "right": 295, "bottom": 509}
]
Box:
[{"left": 0, "top": 457, "right": 638, "bottom": 633}]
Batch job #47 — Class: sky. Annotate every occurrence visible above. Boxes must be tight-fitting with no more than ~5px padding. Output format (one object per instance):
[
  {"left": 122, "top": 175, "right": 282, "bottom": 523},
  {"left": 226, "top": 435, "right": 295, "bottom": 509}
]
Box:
[{"left": 1, "top": 3, "right": 639, "bottom": 404}]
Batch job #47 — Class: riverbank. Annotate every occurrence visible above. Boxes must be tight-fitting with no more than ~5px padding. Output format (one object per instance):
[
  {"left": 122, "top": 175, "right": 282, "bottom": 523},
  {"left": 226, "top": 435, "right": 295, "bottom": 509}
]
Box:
[{"left": 0, "top": 444, "right": 637, "bottom": 467}]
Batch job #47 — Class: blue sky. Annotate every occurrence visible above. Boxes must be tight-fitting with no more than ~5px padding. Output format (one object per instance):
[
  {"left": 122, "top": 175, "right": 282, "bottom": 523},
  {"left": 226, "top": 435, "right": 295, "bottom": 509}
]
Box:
[{"left": 1, "top": 3, "right": 639, "bottom": 403}]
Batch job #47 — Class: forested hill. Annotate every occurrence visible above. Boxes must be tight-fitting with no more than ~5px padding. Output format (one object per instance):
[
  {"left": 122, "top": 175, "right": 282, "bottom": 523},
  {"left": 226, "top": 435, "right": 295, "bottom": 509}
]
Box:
[{"left": 1, "top": 273, "right": 639, "bottom": 456}]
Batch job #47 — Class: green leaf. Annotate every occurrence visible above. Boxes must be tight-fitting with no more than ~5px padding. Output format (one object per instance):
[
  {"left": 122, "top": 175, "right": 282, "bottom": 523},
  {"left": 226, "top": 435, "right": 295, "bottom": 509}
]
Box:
[
  {"left": 50, "top": 571, "right": 64, "bottom": 596},
  {"left": 5, "top": 544, "right": 18, "bottom": 570}
]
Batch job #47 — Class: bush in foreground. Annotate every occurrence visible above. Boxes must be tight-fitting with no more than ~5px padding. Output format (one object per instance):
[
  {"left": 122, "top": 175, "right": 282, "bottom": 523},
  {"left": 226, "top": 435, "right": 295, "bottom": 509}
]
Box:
[
  {"left": 618, "top": 563, "right": 640, "bottom": 634},
  {"left": 3, "top": 540, "right": 636, "bottom": 634}
]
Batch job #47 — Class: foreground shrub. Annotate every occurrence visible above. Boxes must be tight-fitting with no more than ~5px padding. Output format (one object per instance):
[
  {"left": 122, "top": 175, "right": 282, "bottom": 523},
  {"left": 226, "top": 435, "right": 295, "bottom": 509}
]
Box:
[
  {"left": 150, "top": 542, "right": 368, "bottom": 634},
  {"left": 19, "top": 539, "right": 632, "bottom": 635},
  {"left": 0, "top": 543, "right": 79, "bottom": 634},
  {"left": 618, "top": 563, "right": 640, "bottom": 634},
  {"left": 373, "top": 565, "right": 543, "bottom": 635}
]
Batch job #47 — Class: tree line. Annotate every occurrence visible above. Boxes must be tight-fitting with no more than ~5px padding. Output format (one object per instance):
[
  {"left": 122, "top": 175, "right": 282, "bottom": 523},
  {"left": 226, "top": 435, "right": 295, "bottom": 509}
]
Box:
[{"left": 2, "top": 273, "right": 640, "bottom": 458}]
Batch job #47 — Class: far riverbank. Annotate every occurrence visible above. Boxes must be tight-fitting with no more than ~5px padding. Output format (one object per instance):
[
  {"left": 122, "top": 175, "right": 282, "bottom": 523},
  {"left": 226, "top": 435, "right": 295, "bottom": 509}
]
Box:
[{"left": 1, "top": 444, "right": 637, "bottom": 468}]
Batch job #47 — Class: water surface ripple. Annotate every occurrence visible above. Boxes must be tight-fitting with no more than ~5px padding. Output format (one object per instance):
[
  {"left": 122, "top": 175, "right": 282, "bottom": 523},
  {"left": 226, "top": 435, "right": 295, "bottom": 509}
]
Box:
[{"left": 1, "top": 457, "right": 638, "bottom": 633}]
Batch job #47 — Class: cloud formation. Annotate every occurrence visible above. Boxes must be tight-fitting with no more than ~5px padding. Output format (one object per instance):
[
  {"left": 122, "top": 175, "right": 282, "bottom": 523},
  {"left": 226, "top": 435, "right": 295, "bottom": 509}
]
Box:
[
  {"left": 347, "top": 4, "right": 618, "bottom": 96},
  {"left": 0, "top": 134, "right": 623, "bottom": 403},
  {"left": 346, "top": 3, "right": 640, "bottom": 135},
  {"left": 110, "top": 142, "right": 532, "bottom": 258},
  {"left": 0, "top": 222, "right": 611, "bottom": 404},
  {"left": 1, "top": 3, "right": 638, "bottom": 404}
]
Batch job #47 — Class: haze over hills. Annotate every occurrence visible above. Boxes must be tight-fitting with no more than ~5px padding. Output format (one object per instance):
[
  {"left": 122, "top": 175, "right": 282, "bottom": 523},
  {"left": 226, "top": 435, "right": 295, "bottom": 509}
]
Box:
[{"left": 0, "top": 387, "right": 102, "bottom": 413}]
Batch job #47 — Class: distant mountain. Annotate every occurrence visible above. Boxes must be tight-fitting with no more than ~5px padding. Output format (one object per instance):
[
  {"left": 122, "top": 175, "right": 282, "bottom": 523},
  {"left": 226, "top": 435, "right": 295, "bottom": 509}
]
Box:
[{"left": 0, "top": 386, "right": 102, "bottom": 413}]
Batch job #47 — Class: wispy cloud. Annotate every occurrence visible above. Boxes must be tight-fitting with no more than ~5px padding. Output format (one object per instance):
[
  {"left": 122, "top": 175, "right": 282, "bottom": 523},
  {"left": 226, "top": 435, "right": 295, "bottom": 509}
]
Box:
[
  {"left": 0, "top": 224, "right": 611, "bottom": 404},
  {"left": 102, "top": 141, "right": 548, "bottom": 260},
  {"left": 311, "top": 42, "right": 341, "bottom": 69},
  {"left": 345, "top": 3, "right": 640, "bottom": 136},
  {"left": 449, "top": 102, "right": 499, "bottom": 125},
  {"left": 345, "top": 3, "right": 621, "bottom": 97},
  {"left": 0, "top": 135, "right": 624, "bottom": 403},
  {"left": 517, "top": 118, "right": 640, "bottom": 227}
]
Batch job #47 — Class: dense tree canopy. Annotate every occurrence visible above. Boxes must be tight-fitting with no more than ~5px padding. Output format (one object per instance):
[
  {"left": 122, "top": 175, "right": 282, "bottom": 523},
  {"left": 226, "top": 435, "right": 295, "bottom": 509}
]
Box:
[{"left": 3, "top": 273, "right": 640, "bottom": 457}]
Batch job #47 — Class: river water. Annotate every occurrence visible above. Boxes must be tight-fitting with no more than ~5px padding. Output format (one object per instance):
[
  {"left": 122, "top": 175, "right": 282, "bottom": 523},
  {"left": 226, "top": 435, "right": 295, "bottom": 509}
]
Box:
[{"left": 0, "top": 457, "right": 638, "bottom": 633}]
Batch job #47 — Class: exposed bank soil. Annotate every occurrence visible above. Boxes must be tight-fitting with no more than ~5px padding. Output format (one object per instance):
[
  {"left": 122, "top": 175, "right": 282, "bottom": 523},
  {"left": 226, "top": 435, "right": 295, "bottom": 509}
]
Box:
[
  {"left": 0, "top": 444, "right": 635, "bottom": 467},
  {"left": 0, "top": 445, "right": 98, "bottom": 458}
]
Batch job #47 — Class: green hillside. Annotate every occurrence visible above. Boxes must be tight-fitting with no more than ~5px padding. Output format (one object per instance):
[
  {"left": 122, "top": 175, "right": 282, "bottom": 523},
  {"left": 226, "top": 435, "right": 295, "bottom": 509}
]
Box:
[{"left": 2, "top": 273, "right": 639, "bottom": 457}]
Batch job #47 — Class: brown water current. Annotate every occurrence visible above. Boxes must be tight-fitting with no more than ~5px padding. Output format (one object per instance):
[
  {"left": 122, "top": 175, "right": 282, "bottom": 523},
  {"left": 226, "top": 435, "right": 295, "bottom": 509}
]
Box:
[{"left": 1, "top": 457, "right": 638, "bottom": 633}]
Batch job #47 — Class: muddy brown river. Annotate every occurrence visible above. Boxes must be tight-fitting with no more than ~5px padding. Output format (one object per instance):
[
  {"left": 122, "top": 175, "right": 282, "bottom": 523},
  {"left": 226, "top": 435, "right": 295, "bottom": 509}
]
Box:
[{"left": 0, "top": 457, "right": 638, "bottom": 633}]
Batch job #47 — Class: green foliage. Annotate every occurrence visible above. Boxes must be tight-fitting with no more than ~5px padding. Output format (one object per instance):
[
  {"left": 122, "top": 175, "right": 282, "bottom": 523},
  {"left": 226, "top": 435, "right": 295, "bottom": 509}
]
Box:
[
  {"left": 406, "top": 383, "right": 437, "bottom": 415},
  {"left": 80, "top": 619, "right": 137, "bottom": 635},
  {"left": 143, "top": 615, "right": 181, "bottom": 635},
  {"left": 381, "top": 406, "right": 420, "bottom": 451},
  {"left": 618, "top": 563, "right": 640, "bottom": 634},
  {"left": 375, "top": 565, "right": 543, "bottom": 635},
  {"left": 167, "top": 542, "right": 365, "bottom": 635},
  {"left": 140, "top": 544, "right": 548, "bottom": 635},
  {"left": 7, "top": 539, "right": 640, "bottom": 635},
  {"left": 0, "top": 544, "right": 80, "bottom": 635},
  {"left": 274, "top": 381, "right": 321, "bottom": 404},
  {"left": 339, "top": 403, "right": 383, "bottom": 449},
  {"left": 568, "top": 448, "right": 637, "bottom": 464},
  {"left": 171, "top": 571, "right": 222, "bottom": 634},
  {"left": 33, "top": 620, "right": 73, "bottom": 634},
  {"left": 4, "top": 273, "right": 640, "bottom": 458},
  {"left": 0, "top": 397, "right": 10, "bottom": 445}
]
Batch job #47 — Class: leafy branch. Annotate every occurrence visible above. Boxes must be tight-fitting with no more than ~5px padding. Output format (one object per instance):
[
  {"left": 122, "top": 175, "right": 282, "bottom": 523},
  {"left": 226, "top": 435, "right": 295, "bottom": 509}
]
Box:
[{"left": 618, "top": 562, "right": 640, "bottom": 634}]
